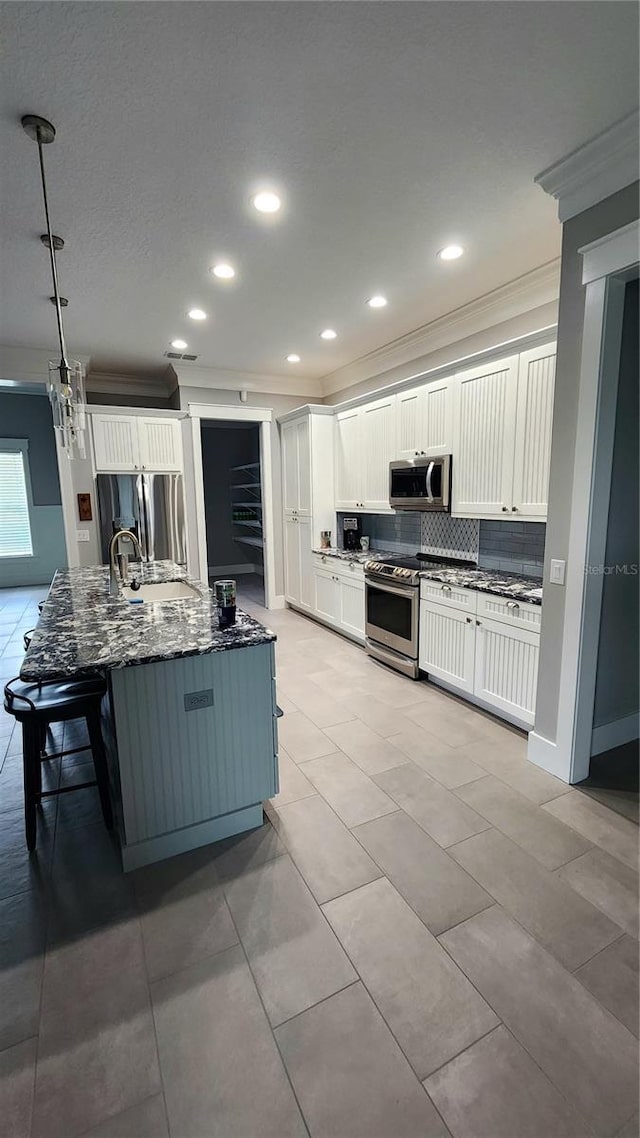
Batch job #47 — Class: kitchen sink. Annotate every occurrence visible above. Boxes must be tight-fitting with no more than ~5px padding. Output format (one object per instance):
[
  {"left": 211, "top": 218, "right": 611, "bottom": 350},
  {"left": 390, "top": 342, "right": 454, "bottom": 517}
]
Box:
[{"left": 122, "top": 580, "right": 200, "bottom": 603}]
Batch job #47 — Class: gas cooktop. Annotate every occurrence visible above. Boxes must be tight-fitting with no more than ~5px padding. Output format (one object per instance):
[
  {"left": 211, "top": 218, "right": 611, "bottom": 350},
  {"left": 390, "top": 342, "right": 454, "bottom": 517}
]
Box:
[{"left": 365, "top": 551, "right": 477, "bottom": 583}]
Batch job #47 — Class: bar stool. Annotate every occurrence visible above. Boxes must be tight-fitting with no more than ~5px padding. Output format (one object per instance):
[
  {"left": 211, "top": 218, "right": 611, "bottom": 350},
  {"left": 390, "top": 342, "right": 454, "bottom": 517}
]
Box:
[{"left": 3, "top": 674, "right": 114, "bottom": 850}]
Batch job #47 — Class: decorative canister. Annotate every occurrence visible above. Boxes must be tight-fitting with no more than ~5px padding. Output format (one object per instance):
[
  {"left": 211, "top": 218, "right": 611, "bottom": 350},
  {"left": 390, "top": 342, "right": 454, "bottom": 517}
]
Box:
[
  {"left": 320, "top": 530, "right": 332, "bottom": 549},
  {"left": 215, "top": 579, "right": 237, "bottom": 627}
]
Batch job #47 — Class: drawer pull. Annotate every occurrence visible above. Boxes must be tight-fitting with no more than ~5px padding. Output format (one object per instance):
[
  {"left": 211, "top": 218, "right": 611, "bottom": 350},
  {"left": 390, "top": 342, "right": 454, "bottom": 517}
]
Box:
[
  {"left": 506, "top": 600, "right": 520, "bottom": 610},
  {"left": 441, "top": 584, "right": 452, "bottom": 593}
]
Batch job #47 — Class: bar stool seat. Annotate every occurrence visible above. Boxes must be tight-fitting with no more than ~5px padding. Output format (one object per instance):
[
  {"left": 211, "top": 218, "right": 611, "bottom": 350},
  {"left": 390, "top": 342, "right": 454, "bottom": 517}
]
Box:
[{"left": 4, "top": 674, "right": 114, "bottom": 851}]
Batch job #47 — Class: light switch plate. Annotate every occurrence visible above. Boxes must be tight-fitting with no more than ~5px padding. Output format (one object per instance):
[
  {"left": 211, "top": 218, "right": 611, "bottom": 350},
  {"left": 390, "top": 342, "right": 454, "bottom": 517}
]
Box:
[
  {"left": 76, "top": 530, "right": 90, "bottom": 543},
  {"left": 550, "top": 558, "right": 566, "bottom": 585}
]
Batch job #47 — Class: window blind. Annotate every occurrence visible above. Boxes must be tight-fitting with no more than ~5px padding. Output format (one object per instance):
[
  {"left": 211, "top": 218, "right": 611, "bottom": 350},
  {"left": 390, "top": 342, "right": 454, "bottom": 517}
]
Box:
[{"left": 0, "top": 448, "right": 34, "bottom": 557}]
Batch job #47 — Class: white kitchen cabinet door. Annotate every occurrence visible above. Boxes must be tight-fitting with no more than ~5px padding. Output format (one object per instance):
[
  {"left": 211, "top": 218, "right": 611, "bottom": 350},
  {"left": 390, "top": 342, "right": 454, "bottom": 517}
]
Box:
[
  {"left": 282, "top": 418, "right": 311, "bottom": 516},
  {"left": 138, "top": 418, "right": 182, "bottom": 471},
  {"left": 297, "top": 516, "right": 313, "bottom": 610},
  {"left": 452, "top": 355, "right": 519, "bottom": 517},
  {"left": 423, "top": 378, "right": 453, "bottom": 456},
  {"left": 397, "top": 387, "right": 424, "bottom": 459},
  {"left": 335, "top": 408, "right": 363, "bottom": 509},
  {"left": 512, "top": 344, "right": 556, "bottom": 519},
  {"left": 284, "top": 517, "right": 301, "bottom": 605},
  {"left": 92, "top": 415, "right": 139, "bottom": 471},
  {"left": 314, "top": 568, "right": 340, "bottom": 625},
  {"left": 339, "top": 575, "right": 365, "bottom": 639},
  {"left": 419, "top": 600, "right": 476, "bottom": 694},
  {"left": 474, "top": 615, "right": 539, "bottom": 726},
  {"left": 281, "top": 421, "right": 300, "bottom": 515},
  {"left": 362, "top": 394, "right": 397, "bottom": 511}
]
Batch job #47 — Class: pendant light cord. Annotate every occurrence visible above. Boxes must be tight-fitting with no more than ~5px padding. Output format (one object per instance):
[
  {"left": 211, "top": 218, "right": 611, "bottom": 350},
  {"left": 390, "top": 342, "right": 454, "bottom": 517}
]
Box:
[{"left": 35, "top": 124, "right": 70, "bottom": 375}]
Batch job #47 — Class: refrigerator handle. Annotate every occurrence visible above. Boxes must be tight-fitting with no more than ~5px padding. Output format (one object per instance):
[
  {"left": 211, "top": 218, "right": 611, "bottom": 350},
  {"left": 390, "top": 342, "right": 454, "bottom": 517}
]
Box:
[{"left": 137, "top": 473, "right": 149, "bottom": 561}]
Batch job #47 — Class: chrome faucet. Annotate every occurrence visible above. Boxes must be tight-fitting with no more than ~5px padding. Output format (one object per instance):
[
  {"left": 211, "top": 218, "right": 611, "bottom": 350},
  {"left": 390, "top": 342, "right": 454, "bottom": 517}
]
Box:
[{"left": 108, "top": 529, "right": 143, "bottom": 596}]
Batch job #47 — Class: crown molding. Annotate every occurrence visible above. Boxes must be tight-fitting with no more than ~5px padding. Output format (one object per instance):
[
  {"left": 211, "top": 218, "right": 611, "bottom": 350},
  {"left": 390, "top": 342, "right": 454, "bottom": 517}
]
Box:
[
  {"left": 535, "top": 110, "right": 640, "bottom": 223},
  {"left": 173, "top": 363, "right": 323, "bottom": 400},
  {"left": 0, "top": 344, "right": 90, "bottom": 386},
  {"left": 319, "top": 260, "right": 560, "bottom": 397}
]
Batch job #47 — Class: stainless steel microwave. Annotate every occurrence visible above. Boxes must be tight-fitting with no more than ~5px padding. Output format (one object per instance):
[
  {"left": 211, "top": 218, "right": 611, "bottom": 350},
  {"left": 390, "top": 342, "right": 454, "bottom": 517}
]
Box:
[{"left": 389, "top": 455, "right": 452, "bottom": 511}]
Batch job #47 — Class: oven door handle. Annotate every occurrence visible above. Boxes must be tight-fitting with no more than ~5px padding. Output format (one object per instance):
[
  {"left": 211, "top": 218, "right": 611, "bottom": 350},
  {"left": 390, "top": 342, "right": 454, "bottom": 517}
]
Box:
[
  {"left": 365, "top": 575, "right": 418, "bottom": 599},
  {"left": 425, "top": 461, "right": 435, "bottom": 501}
]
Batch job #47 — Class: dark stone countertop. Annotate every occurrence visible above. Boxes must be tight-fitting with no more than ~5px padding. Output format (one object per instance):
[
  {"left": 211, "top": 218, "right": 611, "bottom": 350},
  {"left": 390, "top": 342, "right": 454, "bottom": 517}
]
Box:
[
  {"left": 312, "top": 547, "right": 397, "bottom": 565},
  {"left": 20, "top": 561, "right": 276, "bottom": 682},
  {"left": 418, "top": 566, "right": 543, "bottom": 605}
]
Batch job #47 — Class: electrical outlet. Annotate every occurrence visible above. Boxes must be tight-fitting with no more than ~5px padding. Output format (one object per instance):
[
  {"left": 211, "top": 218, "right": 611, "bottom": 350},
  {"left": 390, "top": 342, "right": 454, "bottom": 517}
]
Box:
[
  {"left": 184, "top": 689, "right": 214, "bottom": 712},
  {"left": 76, "top": 529, "right": 90, "bottom": 543},
  {"left": 550, "top": 559, "right": 566, "bottom": 585}
]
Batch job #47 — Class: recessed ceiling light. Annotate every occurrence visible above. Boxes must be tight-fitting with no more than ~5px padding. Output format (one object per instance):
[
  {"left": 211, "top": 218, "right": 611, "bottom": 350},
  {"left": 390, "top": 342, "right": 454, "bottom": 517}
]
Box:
[
  {"left": 170, "top": 339, "right": 188, "bottom": 350},
  {"left": 187, "top": 308, "right": 207, "bottom": 320},
  {"left": 252, "top": 191, "right": 281, "bottom": 214},
  {"left": 438, "top": 244, "right": 464, "bottom": 261},
  {"left": 211, "top": 263, "right": 235, "bottom": 280},
  {"left": 286, "top": 353, "right": 301, "bottom": 363},
  {"left": 367, "top": 295, "right": 387, "bottom": 308},
  {"left": 320, "top": 328, "right": 337, "bottom": 340}
]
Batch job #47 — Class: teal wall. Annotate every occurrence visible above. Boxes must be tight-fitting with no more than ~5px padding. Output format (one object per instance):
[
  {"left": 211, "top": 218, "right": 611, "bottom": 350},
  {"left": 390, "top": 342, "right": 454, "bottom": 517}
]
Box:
[{"left": 0, "top": 391, "right": 67, "bottom": 588}]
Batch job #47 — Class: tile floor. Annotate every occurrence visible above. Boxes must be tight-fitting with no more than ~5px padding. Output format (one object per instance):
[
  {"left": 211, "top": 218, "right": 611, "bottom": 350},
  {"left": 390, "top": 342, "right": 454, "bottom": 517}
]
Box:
[{"left": 0, "top": 583, "right": 638, "bottom": 1138}]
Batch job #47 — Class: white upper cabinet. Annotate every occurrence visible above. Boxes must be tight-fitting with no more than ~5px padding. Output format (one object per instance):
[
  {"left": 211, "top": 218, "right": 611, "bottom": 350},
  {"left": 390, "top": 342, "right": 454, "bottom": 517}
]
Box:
[
  {"left": 335, "top": 407, "right": 363, "bottom": 509},
  {"left": 92, "top": 415, "right": 182, "bottom": 473},
  {"left": 335, "top": 396, "right": 396, "bottom": 511},
  {"left": 511, "top": 343, "right": 556, "bottom": 517},
  {"left": 137, "top": 419, "right": 183, "bottom": 471},
  {"left": 398, "top": 378, "right": 453, "bottom": 459},
  {"left": 361, "top": 394, "right": 397, "bottom": 511},
  {"left": 282, "top": 417, "right": 311, "bottom": 515},
  {"left": 452, "top": 355, "right": 520, "bottom": 518}
]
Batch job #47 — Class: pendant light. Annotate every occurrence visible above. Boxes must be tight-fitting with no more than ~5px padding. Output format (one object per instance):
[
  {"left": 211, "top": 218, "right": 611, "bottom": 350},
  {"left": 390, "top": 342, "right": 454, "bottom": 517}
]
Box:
[{"left": 21, "top": 114, "right": 87, "bottom": 458}]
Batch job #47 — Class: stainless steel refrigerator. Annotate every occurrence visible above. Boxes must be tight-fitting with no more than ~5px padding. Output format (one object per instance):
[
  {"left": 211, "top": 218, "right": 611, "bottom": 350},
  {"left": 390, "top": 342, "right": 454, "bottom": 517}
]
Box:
[{"left": 96, "top": 473, "right": 186, "bottom": 565}]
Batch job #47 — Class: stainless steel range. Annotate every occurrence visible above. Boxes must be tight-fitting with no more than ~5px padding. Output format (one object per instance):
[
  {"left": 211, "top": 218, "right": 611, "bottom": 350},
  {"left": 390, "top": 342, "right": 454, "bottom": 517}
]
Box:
[{"left": 364, "top": 552, "right": 477, "bottom": 679}]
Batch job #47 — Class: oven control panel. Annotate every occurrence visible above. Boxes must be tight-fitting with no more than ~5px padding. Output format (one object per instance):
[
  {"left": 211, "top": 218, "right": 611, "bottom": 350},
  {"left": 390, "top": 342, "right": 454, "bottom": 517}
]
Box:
[{"left": 365, "top": 561, "right": 418, "bottom": 582}]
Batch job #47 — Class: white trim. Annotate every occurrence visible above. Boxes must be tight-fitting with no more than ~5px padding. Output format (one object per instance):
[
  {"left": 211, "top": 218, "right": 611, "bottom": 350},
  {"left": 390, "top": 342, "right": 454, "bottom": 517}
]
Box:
[
  {"left": 175, "top": 363, "right": 321, "bottom": 400},
  {"left": 270, "top": 594, "right": 286, "bottom": 610},
  {"left": 277, "top": 404, "right": 334, "bottom": 425},
  {"left": 188, "top": 402, "right": 272, "bottom": 423},
  {"left": 527, "top": 731, "right": 565, "bottom": 779},
  {"left": 187, "top": 406, "right": 279, "bottom": 610},
  {"left": 315, "top": 326, "right": 557, "bottom": 416},
  {"left": 529, "top": 219, "right": 639, "bottom": 784},
  {"left": 580, "top": 220, "right": 640, "bottom": 285},
  {"left": 591, "top": 714, "right": 639, "bottom": 757},
  {"left": 84, "top": 403, "right": 185, "bottom": 419},
  {"left": 54, "top": 431, "right": 80, "bottom": 569},
  {"left": 535, "top": 110, "right": 640, "bottom": 223},
  {"left": 320, "top": 262, "right": 560, "bottom": 397},
  {"left": 208, "top": 564, "right": 257, "bottom": 577}
]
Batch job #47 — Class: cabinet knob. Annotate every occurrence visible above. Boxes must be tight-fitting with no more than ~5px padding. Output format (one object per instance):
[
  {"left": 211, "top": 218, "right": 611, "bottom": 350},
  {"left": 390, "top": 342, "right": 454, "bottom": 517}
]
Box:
[
  {"left": 466, "top": 617, "right": 472, "bottom": 624},
  {"left": 441, "top": 584, "right": 451, "bottom": 592},
  {"left": 506, "top": 600, "right": 520, "bottom": 610},
  {"left": 502, "top": 505, "right": 508, "bottom": 512},
  {"left": 476, "top": 620, "right": 481, "bottom": 626}
]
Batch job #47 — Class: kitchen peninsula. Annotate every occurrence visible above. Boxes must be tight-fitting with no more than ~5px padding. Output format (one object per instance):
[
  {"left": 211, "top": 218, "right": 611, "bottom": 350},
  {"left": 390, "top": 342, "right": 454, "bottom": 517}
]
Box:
[{"left": 21, "top": 561, "right": 279, "bottom": 870}]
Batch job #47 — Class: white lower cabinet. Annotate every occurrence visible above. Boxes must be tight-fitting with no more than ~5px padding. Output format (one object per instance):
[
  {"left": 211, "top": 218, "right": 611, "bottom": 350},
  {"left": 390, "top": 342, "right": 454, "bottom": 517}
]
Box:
[
  {"left": 339, "top": 574, "right": 365, "bottom": 638},
  {"left": 314, "top": 568, "right": 341, "bottom": 624},
  {"left": 418, "top": 585, "right": 541, "bottom": 726},
  {"left": 419, "top": 601, "right": 476, "bottom": 694},
  {"left": 284, "top": 515, "right": 312, "bottom": 611},
  {"left": 474, "top": 616, "right": 539, "bottom": 725}
]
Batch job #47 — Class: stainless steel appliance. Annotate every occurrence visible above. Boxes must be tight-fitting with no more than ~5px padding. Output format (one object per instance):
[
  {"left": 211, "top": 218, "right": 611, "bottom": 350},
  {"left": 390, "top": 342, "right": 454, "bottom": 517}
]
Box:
[
  {"left": 389, "top": 455, "right": 452, "bottom": 511},
  {"left": 96, "top": 473, "right": 186, "bottom": 565},
  {"left": 342, "top": 516, "right": 362, "bottom": 551},
  {"left": 365, "top": 551, "right": 476, "bottom": 678}
]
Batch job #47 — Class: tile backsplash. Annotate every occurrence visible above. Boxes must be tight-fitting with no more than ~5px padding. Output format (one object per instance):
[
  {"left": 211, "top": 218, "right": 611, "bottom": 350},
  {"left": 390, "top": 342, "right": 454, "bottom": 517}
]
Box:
[
  {"left": 478, "top": 519, "right": 546, "bottom": 578},
  {"left": 338, "top": 510, "right": 545, "bottom": 578}
]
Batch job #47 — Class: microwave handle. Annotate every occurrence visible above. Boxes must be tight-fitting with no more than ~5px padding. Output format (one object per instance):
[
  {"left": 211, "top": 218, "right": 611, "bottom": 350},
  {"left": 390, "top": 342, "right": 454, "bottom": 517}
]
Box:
[{"left": 426, "top": 461, "right": 434, "bottom": 501}]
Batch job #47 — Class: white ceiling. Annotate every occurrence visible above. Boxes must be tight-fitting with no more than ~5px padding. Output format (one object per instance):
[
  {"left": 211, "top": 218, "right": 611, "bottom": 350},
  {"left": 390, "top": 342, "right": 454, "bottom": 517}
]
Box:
[{"left": 1, "top": 2, "right": 638, "bottom": 382}]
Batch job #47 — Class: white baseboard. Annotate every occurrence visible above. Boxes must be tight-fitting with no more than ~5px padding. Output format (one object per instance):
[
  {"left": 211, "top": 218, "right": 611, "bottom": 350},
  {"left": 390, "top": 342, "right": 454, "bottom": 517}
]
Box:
[
  {"left": 527, "top": 731, "right": 570, "bottom": 781},
  {"left": 208, "top": 564, "right": 256, "bottom": 576},
  {"left": 591, "top": 713, "right": 639, "bottom": 756}
]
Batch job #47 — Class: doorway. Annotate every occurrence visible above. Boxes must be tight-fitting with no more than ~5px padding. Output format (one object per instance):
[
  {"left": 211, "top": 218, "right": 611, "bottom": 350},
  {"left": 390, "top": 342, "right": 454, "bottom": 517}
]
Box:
[{"left": 200, "top": 420, "right": 265, "bottom": 608}]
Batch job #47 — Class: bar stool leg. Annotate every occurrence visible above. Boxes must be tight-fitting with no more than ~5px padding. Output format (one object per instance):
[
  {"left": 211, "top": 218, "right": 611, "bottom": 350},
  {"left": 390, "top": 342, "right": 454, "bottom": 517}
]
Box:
[
  {"left": 22, "top": 720, "right": 40, "bottom": 851},
  {"left": 86, "top": 707, "right": 113, "bottom": 830}
]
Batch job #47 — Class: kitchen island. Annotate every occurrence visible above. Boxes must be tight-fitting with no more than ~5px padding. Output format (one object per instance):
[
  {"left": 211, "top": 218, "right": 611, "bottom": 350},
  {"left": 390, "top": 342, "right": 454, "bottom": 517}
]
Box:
[{"left": 22, "top": 561, "right": 279, "bottom": 870}]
